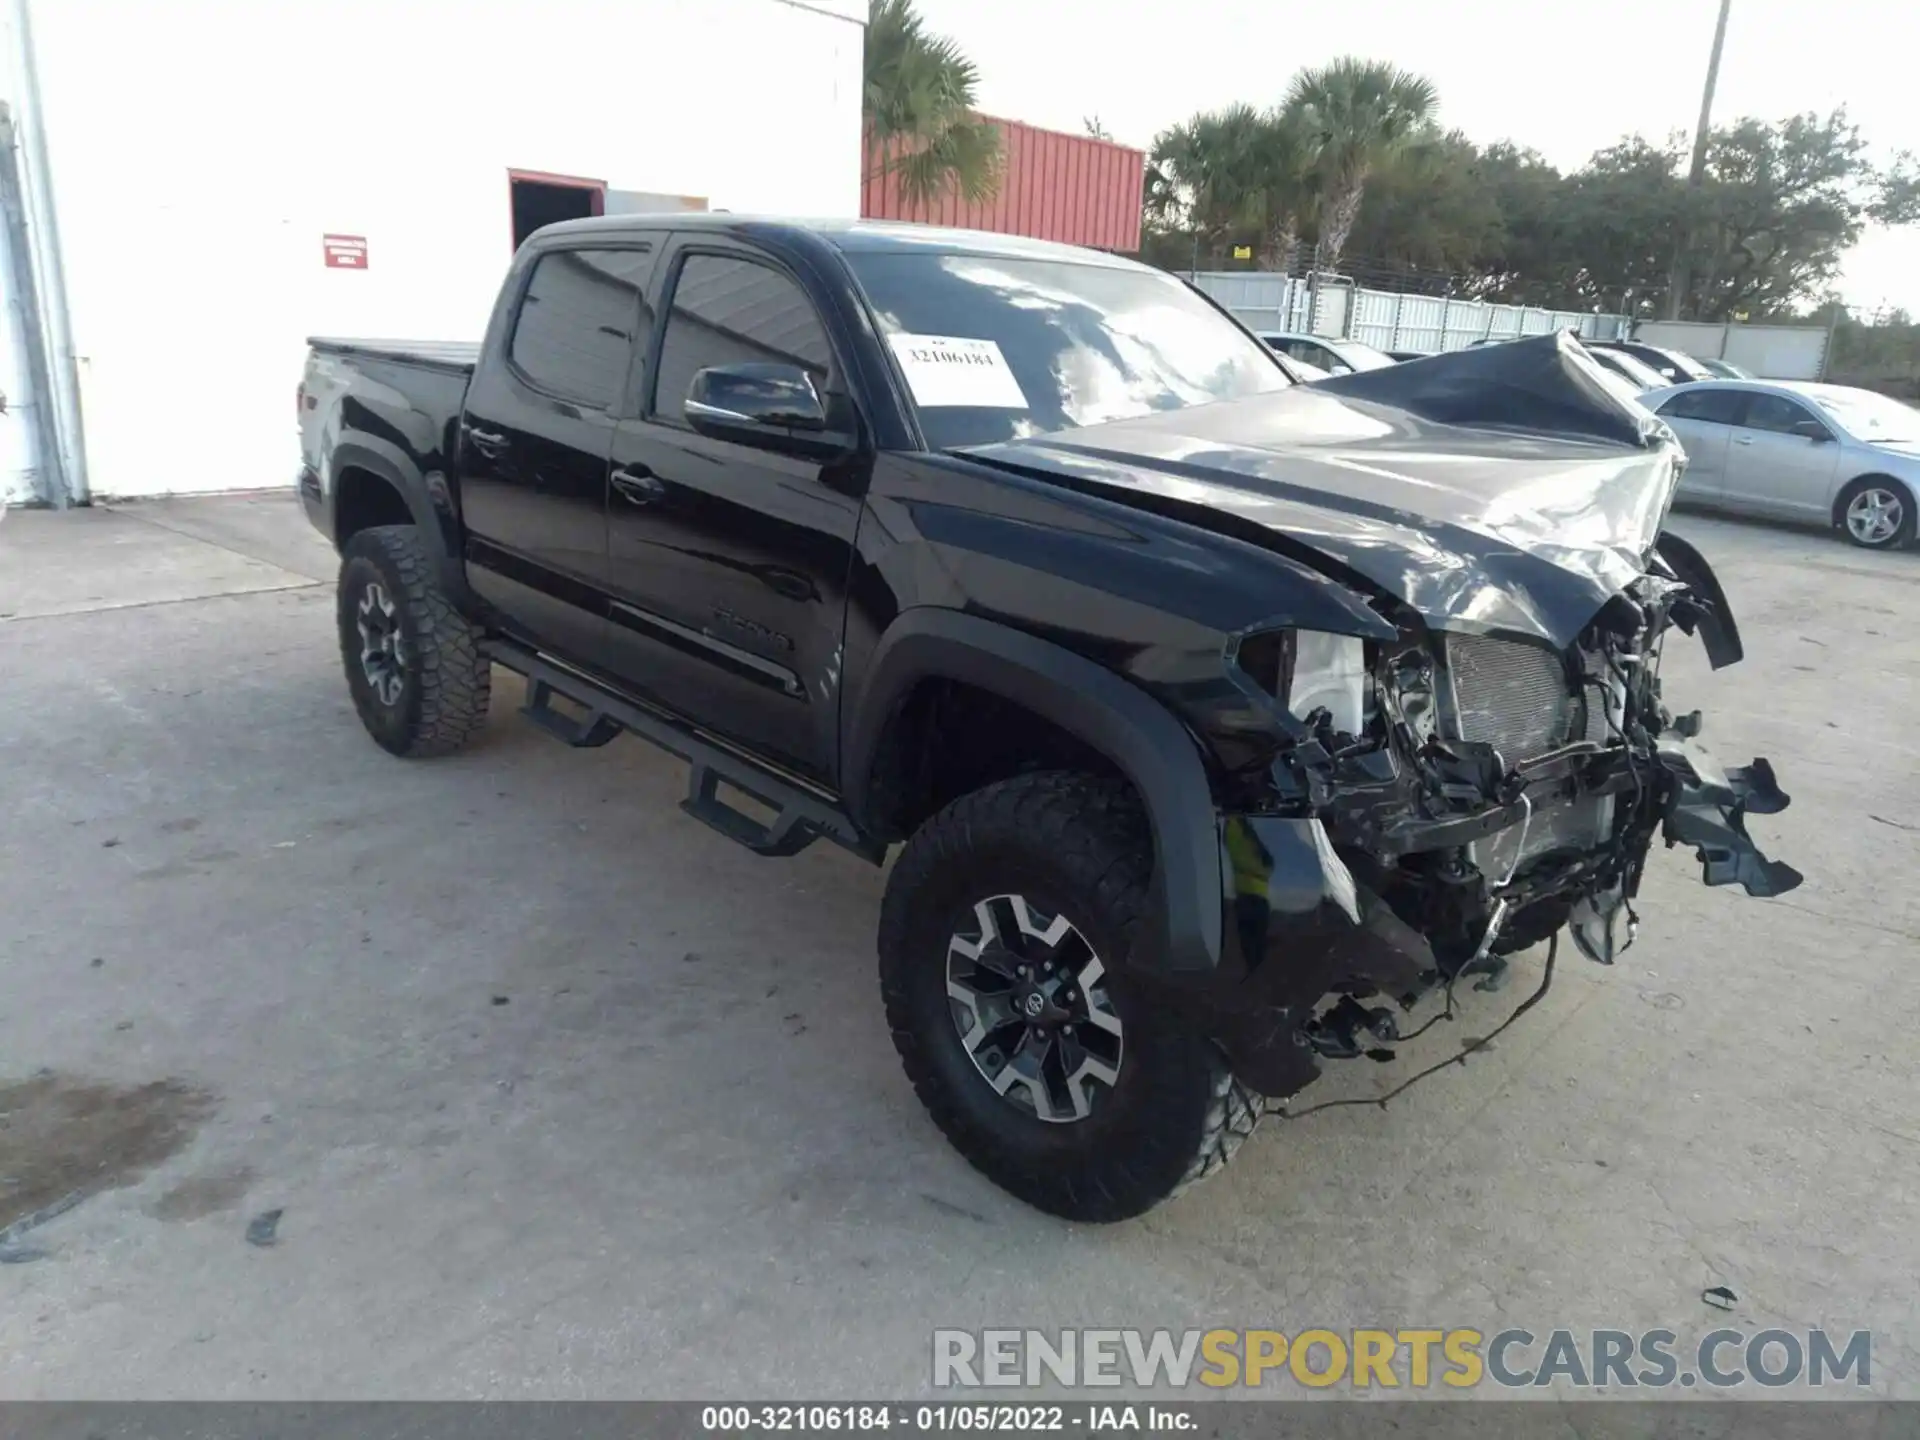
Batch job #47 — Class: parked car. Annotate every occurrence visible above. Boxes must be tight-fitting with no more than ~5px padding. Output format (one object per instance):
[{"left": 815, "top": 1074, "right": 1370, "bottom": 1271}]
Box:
[
  {"left": 297, "top": 217, "right": 1796, "bottom": 1221},
  {"left": 1587, "top": 338, "right": 1715, "bottom": 385},
  {"left": 1257, "top": 332, "right": 1397, "bottom": 375},
  {"left": 1647, "top": 379, "right": 1920, "bottom": 549},
  {"left": 1386, "top": 348, "right": 1431, "bottom": 362},
  {"left": 1696, "top": 357, "right": 1754, "bottom": 380},
  {"left": 1583, "top": 346, "right": 1671, "bottom": 393}
]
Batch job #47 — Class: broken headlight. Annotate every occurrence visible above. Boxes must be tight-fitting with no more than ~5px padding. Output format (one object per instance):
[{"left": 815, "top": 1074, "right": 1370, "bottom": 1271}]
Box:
[{"left": 1238, "top": 629, "right": 1373, "bottom": 738}]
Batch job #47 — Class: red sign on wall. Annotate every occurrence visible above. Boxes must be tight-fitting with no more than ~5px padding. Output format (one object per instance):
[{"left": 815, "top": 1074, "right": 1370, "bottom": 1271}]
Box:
[{"left": 323, "top": 234, "right": 368, "bottom": 269}]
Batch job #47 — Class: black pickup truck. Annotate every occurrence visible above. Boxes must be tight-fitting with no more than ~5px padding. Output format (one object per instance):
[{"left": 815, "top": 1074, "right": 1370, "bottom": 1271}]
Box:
[{"left": 297, "top": 215, "right": 1797, "bottom": 1221}]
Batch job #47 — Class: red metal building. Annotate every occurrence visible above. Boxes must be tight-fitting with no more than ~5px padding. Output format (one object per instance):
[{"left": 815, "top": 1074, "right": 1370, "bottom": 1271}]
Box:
[{"left": 861, "top": 116, "right": 1144, "bottom": 252}]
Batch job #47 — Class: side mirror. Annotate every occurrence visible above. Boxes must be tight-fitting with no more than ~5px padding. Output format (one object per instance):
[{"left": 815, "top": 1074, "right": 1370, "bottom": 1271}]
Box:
[
  {"left": 1790, "top": 418, "right": 1831, "bottom": 442},
  {"left": 684, "top": 363, "right": 854, "bottom": 460}
]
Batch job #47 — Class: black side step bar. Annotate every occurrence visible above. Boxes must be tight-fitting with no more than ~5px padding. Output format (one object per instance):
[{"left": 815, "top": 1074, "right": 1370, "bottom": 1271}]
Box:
[{"left": 481, "top": 637, "right": 883, "bottom": 866}]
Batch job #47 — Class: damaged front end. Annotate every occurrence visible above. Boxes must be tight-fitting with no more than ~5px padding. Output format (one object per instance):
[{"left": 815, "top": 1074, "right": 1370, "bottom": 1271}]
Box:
[
  {"left": 1195, "top": 545, "right": 1801, "bottom": 1102},
  {"left": 971, "top": 333, "right": 1805, "bottom": 1102}
]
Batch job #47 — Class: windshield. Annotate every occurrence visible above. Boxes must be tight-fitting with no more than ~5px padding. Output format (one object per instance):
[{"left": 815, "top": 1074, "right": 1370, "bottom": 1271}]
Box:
[
  {"left": 1650, "top": 347, "right": 1714, "bottom": 382},
  {"left": 1329, "top": 339, "right": 1397, "bottom": 372},
  {"left": 844, "top": 251, "right": 1292, "bottom": 450},
  {"left": 1804, "top": 386, "right": 1920, "bottom": 442},
  {"left": 1589, "top": 348, "right": 1667, "bottom": 390}
]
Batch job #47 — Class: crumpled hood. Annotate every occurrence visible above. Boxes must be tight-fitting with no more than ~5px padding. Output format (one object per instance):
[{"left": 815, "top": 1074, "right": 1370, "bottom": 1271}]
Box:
[{"left": 965, "top": 334, "right": 1685, "bottom": 650}]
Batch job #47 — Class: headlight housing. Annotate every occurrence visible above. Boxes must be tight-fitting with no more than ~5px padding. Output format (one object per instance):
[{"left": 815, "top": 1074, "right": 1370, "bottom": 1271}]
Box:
[{"left": 1237, "top": 628, "right": 1372, "bottom": 738}]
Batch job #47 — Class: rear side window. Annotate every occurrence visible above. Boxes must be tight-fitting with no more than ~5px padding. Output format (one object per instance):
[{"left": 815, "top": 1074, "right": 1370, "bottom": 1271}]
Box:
[
  {"left": 1658, "top": 388, "right": 1746, "bottom": 425},
  {"left": 651, "top": 254, "right": 831, "bottom": 423},
  {"left": 509, "top": 247, "right": 656, "bottom": 409}
]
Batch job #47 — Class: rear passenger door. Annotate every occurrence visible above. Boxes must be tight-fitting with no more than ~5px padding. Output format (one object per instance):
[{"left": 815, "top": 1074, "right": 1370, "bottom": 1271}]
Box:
[
  {"left": 1654, "top": 387, "right": 1745, "bottom": 506},
  {"left": 601, "top": 243, "right": 866, "bottom": 786},
  {"left": 459, "top": 242, "right": 658, "bottom": 668}
]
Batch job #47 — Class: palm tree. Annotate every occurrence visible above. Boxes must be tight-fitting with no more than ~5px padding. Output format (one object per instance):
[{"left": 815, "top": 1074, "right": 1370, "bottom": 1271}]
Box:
[
  {"left": 1149, "top": 105, "right": 1314, "bottom": 268},
  {"left": 863, "top": 0, "right": 1001, "bottom": 206},
  {"left": 1287, "top": 58, "right": 1439, "bottom": 267}
]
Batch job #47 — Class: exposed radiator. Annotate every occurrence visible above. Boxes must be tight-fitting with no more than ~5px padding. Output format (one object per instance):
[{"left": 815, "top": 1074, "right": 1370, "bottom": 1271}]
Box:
[
  {"left": 1443, "top": 634, "right": 1618, "bottom": 879},
  {"left": 1473, "top": 795, "right": 1616, "bottom": 882},
  {"left": 1444, "top": 634, "right": 1585, "bottom": 766}
]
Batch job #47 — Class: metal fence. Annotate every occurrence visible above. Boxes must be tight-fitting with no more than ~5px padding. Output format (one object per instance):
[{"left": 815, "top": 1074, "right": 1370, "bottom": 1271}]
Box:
[{"left": 1190, "top": 271, "right": 1632, "bottom": 352}]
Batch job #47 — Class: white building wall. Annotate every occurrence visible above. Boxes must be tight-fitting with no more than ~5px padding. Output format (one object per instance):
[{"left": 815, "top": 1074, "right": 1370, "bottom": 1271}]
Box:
[{"left": 17, "top": 0, "right": 864, "bottom": 498}]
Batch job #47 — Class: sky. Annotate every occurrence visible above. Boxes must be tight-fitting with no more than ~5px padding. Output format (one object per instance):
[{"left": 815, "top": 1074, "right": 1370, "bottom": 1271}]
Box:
[{"left": 911, "top": 0, "right": 1920, "bottom": 313}]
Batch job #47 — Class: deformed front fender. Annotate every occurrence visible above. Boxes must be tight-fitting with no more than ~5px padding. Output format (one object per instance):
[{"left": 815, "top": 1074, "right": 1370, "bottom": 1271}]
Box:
[
  {"left": 1655, "top": 531, "right": 1744, "bottom": 669},
  {"left": 844, "top": 608, "right": 1226, "bottom": 974}
]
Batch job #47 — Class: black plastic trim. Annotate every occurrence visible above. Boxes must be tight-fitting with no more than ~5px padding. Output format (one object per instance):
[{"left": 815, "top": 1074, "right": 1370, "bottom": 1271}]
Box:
[
  {"left": 483, "top": 636, "right": 881, "bottom": 865},
  {"left": 1655, "top": 531, "right": 1745, "bottom": 669},
  {"left": 845, "top": 608, "right": 1224, "bottom": 973}
]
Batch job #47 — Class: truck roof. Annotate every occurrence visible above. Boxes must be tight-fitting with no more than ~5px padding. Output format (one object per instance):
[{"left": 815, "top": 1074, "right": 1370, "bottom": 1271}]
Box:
[{"left": 529, "top": 213, "right": 1147, "bottom": 269}]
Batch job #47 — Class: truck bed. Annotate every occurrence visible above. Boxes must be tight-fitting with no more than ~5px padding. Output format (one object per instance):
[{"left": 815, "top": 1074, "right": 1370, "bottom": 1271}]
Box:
[{"left": 308, "top": 337, "right": 480, "bottom": 376}]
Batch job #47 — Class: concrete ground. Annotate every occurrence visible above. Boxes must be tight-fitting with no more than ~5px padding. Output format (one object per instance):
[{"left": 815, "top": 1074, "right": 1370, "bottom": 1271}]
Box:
[{"left": 0, "top": 493, "right": 1915, "bottom": 1400}]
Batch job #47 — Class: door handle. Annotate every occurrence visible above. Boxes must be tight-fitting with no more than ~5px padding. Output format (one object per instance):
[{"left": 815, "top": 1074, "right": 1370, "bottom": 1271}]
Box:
[
  {"left": 611, "top": 465, "right": 665, "bottom": 506},
  {"left": 464, "top": 425, "right": 509, "bottom": 456},
  {"left": 1733, "top": 435, "right": 1753, "bottom": 445}
]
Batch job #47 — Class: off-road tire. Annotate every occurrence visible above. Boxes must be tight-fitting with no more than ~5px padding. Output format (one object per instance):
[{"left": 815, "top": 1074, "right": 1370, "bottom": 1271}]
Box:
[
  {"left": 879, "top": 771, "right": 1261, "bottom": 1221},
  {"left": 337, "top": 524, "right": 491, "bottom": 757}
]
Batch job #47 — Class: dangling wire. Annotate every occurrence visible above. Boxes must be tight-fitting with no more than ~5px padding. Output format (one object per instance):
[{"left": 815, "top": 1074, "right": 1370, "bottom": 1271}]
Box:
[{"left": 1279, "top": 933, "right": 1559, "bottom": 1121}]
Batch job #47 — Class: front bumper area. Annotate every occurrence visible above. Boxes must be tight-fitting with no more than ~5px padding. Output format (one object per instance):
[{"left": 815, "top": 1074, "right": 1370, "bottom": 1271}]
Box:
[{"left": 1158, "top": 731, "right": 1800, "bottom": 1101}]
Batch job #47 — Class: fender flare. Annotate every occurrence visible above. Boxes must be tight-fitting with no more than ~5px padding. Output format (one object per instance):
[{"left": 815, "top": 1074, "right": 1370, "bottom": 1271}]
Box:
[
  {"left": 1655, "top": 531, "right": 1743, "bottom": 669},
  {"left": 330, "top": 438, "right": 465, "bottom": 594},
  {"left": 844, "top": 608, "right": 1224, "bottom": 973}
]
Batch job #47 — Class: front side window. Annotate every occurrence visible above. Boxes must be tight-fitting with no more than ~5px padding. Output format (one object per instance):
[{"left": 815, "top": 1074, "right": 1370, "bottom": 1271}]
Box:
[
  {"left": 652, "top": 254, "right": 832, "bottom": 424},
  {"left": 1743, "top": 393, "right": 1825, "bottom": 437},
  {"left": 846, "top": 251, "right": 1291, "bottom": 450},
  {"left": 1657, "top": 388, "right": 1746, "bottom": 425},
  {"left": 509, "top": 247, "right": 655, "bottom": 408}
]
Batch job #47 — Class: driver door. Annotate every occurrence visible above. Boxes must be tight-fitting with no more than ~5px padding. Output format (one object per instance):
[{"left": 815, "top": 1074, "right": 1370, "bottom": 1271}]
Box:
[
  {"left": 1728, "top": 392, "right": 1842, "bottom": 520},
  {"left": 601, "top": 242, "right": 864, "bottom": 785}
]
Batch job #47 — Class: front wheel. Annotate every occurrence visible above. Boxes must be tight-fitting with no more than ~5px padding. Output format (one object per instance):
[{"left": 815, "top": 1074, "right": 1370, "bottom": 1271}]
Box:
[
  {"left": 878, "top": 772, "right": 1261, "bottom": 1222},
  {"left": 337, "top": 524, "right": 491, "bottom": 757},
  {"left": 1836, "top": 477, "right": 1915, "bottom": 550}
]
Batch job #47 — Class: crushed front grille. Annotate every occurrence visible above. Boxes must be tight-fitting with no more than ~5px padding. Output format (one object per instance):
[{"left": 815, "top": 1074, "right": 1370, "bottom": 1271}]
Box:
[{"left": 1444, "top": 635, "right": 1580, "bottom": 767}]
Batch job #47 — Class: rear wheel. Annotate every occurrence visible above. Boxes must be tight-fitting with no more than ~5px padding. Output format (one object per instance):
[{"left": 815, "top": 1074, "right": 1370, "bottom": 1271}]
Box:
[
  {"left": 1835, "top": 477, "right": 1914, "bottom": 550},
  {"left": 879, "top": 771, "right": 1261, "bottom": 1221},
  {"left": 337, "top": 524, "right": 491, "bottom": 756}
]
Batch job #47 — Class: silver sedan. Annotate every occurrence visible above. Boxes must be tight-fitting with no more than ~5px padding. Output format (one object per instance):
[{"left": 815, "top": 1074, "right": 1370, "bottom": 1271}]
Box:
[{"left": 1645, "top": 380, "right": 1920, "bottom": 550}]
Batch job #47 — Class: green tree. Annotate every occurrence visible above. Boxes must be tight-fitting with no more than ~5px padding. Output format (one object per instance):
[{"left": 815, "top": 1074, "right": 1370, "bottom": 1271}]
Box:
[
  {"left": 863, "top": 0, "right": 1001, "bottom": 206},
  {"left": 1146, "top": 104, "right": 1314, "bottom": 268},
  {"left": 1287, "top": 58, "right": 1439, "bottom": 266},
  {"left": 1339, "top": 127, "right": 1502, "bottom": 279}
]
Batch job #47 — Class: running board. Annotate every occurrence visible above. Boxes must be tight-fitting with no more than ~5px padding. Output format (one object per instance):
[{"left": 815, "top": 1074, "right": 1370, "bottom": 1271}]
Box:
[
  {"left": 482, "top": 637, "right": 883, "bottom": 866},
  {"left": 521, "top": 677, "right": 622, "bottom": 748}
]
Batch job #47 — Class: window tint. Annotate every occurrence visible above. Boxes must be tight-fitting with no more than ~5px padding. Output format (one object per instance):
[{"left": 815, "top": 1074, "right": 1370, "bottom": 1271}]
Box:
[
  {"left": 509, "top": 247, "right": 656, "bottom": 409},
  {"left": 652, "top": 255, "right": 830, "bottom": 423},
  {"left": 1657, "top": 388, "right": 1746, "bottom": 425},
  {"left": 1743, "top": 393, "right": 1824, "bottom": 436}
]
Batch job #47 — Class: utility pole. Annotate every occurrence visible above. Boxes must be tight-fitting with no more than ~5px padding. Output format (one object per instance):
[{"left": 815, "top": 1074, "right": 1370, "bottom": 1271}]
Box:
[{"left": 1668, "top": 0, "right": 1732, "bottom": 320}]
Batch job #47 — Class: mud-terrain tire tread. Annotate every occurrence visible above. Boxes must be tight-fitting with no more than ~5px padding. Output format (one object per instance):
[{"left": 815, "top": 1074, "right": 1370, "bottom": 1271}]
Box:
[
  {"left": 338, "top": 524, "right": 491, "bottom": 757},
  {"left": 879, "top": 770, "right": 1262, "bottom": 1221}
]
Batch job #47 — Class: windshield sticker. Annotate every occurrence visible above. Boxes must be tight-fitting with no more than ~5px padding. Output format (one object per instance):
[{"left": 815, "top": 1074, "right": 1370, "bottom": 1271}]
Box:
[{"left": 887, "top": 334, "right": 1028, "bottom": 409}]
